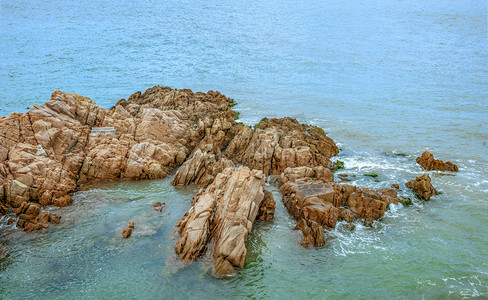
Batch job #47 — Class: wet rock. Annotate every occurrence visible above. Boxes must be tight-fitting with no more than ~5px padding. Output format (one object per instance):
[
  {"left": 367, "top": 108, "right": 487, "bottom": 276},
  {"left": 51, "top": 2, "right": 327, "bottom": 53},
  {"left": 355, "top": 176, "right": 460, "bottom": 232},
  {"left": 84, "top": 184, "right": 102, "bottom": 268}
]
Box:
[
  {"left": 391, "top": 184, "right": 400, "bottom": 189},
  {"left": 257, "top": 189, "right": 275, "bottom": 221},
  {"left": 49, "top": 213, "right": 61, "bottom": 224},
  {"left": 174, "top": 167, "right": 272, "bottom": 277},
  {"left": 152, "top": 201, "right": 165, "bottom": 212},
  {"left": 122, "top": 222, "right": 135, "bottom": 238},
  {"left": 24, "top": 211, "right": 50, "bottom": 232},
  {"left": 0, "top": 244, "right": 8, "bottom": 260},
  {"left": 406, "top": 173, "right": 438, "bottom": 200},
  {"left": 416, "top": 151, "right": 458, "bottom": 172},
  {"left": 296, "top": 219, "right": 325, "bottom": 247},
  {"left": 279, "top": 166, "right": 401, "bottom": 246}
]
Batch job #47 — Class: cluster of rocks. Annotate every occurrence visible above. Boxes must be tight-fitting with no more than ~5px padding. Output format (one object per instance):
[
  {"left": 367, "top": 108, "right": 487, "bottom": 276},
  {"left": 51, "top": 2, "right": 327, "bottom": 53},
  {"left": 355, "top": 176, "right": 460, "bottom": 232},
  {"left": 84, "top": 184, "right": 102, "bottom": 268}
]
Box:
[
  {"left": 0, "top": 87, "right": 237, "bottom": 230},
  {"left": 0, "top": 85, "right": 459, "bottom": 277}
]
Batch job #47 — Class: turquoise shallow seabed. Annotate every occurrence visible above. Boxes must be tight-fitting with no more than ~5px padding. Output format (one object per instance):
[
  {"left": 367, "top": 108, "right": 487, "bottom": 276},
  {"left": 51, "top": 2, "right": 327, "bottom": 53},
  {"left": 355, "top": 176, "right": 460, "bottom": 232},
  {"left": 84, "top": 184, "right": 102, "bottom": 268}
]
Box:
[{"left": 0, "top": 0, "right": 487, "bottom": 299}]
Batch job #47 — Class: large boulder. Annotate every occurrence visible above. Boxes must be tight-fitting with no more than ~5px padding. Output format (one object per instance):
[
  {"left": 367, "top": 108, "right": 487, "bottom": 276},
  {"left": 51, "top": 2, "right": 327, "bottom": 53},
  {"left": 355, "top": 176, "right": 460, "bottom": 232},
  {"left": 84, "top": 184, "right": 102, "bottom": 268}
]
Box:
[{"left": 174, "top": 167, "right": 274, "bottom": 277}]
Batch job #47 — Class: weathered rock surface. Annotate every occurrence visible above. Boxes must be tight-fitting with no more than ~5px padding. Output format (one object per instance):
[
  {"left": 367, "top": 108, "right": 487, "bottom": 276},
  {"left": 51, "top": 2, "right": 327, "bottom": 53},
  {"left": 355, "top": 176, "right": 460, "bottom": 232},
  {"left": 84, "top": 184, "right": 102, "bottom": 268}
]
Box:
[
  {"left": 406, "top": 173, "right": 438, "bottom": 200},
  {"left": 174, "top": 166, "right": 274, "bottom": 277},
  {"left": 279, "top": 166, "right": 401, "bottom": 246},
  {"left": 416, "top": 151, "right": 458, "bottom": 172},
  {"left": 0, "top": 86, "right": 237, "bottom": 230},
  {"left": 225, "top": 118, "right": 338, "bottom": 176}
]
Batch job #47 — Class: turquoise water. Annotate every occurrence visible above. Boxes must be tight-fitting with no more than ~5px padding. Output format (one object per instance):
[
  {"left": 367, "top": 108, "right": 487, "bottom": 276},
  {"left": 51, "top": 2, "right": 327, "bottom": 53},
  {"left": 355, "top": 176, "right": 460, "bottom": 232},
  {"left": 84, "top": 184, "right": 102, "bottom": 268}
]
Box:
[{"left": 1, "top": 0, "right": 487, "bottom": 298}]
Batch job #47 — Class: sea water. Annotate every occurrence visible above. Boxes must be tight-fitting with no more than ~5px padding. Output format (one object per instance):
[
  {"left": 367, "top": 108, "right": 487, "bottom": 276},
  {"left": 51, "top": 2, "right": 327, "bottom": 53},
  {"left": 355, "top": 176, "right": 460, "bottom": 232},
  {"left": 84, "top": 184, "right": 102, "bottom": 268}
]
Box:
[{"left": 0, "top": 0, "right": 487, "bottom": 298}]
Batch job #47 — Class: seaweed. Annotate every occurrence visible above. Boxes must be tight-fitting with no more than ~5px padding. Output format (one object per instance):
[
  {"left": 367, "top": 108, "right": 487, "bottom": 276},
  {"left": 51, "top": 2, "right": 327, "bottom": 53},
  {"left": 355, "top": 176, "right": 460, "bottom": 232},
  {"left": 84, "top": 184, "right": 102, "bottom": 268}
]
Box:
[{"left": 399, "top": 197, "right": 413, "bottom": 207}]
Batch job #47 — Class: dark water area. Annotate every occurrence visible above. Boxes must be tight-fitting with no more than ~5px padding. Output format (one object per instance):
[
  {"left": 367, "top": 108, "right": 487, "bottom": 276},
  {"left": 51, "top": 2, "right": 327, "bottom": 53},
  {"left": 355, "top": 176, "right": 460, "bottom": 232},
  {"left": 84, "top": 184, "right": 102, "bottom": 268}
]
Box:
[{"left": 1, "top": 0, "right": 487, "bottom": 298}]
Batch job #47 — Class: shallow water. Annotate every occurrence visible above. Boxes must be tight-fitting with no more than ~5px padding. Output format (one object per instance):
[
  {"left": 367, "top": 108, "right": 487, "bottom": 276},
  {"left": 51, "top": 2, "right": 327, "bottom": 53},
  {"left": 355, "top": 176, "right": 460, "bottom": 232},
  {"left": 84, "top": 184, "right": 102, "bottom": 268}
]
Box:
[{"left": 1, "top": 0, "right": 487, "bottom": 298}]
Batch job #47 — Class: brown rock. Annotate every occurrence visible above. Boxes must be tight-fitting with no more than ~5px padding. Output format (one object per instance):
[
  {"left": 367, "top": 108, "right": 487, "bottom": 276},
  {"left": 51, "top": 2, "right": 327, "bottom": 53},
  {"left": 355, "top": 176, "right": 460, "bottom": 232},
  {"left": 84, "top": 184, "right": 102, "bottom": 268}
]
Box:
[
  {"left": 152, "top": 201, "right": 165, "bottom": 212},
  {"left": 0, "top": 245, "right": 8, "bottom": 260},
  {"left": 0, "top": 86, "right": 238, "bottom": 231},
  {"left": 174, "top": 166, "right": 271, "bottom": 277},
  {"left": 49, "top": 213, "right": 61, "bottom": 224},
  {"left": 406, "top": 173, "right": 438, "bottom": 200},
  {"left": 24, "top": 211, "right": 51, "bottom": 232},
  {"left": 279, "top": 167, "right": 402, "bottom": 246},
  {"left": 416, "top": 151, "right": 458, "bottom": 172},
  {"left": 122, "top": 227, "right": 133, "bottom": 239},
  {"left": 225, "top": 118, "right": 338, "bottom": 176},
  {"left": 296, "top": 219, "right": 325, "bottom": 247},
  {"left": 121, "top": 222, "right": 136, "bottom": 238},
  {"left": 257, "top": 189, "right": 275, "bottom": 221}
]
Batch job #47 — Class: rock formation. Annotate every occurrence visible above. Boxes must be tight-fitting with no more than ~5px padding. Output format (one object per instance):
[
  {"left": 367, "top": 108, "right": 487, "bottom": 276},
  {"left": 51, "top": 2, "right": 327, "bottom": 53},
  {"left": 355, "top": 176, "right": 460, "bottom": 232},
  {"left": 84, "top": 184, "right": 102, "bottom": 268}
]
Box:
[
  {"left": 406, "top": 173, "right": 437, "bottom": 200},
  {"left": 225, "top": 118, "right": 338, "bottom": 175},
  {"left": 0, "top": 85, "right": 450, "bottom": 278},
  {"left": 279, "top": 167, "right": 402, "bottom": 246},
  {"left": 174, "top": 167, "right": 274, "bottom": 277},
  {"left": 0, "top": 86, "right": 237, "bottom": 231},
  {"left": 416, "top": 151, "right": 458, "bottom": 172}
]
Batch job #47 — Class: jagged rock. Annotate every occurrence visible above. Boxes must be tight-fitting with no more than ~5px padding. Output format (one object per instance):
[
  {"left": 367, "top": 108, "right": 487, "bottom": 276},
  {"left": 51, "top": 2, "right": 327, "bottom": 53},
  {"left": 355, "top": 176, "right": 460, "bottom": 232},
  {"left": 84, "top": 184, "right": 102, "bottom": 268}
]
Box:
[
  {"left": 406, "top": 173, "right": 438, "bottom": 200},
  {"left": 416, "top": 151, "right": 458, "bottom": 172},
  {"left": 174, "top": 167, "right": 273, "bottom": 277},
  {"left": 225, "top": 118, "right": 338, "bottom": 176},
  {"left": 0, "top": 86, "right": 237, "bottom": 231},
  {"left": 171, "top": 148, "right": 235, "bottom": 187},
  {"left": 296, "top": 219, "right": 325, "bottom": 247},
  {"left": 257, "top": 189, "right": 275, "bottom": 221},
  {"left": 279, "top": 166, "right": 401, "bottom": 246}
]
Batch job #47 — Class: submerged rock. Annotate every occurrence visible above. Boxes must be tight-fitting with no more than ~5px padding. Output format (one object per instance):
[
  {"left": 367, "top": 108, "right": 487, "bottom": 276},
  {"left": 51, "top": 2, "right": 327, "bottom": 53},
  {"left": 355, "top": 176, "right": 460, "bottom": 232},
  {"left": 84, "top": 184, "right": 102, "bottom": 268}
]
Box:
[
  {"left": 416, "top": 151, "right": 458, "bottom": 172},
  {"left": 174, "top": 166, "right": 274, "bottom": 277},
  {"left": 152, "top": 201, "right": 165, "bottom": 212},
  {"left": 406, "top": 173, "right": 438, "bottom": 200}
]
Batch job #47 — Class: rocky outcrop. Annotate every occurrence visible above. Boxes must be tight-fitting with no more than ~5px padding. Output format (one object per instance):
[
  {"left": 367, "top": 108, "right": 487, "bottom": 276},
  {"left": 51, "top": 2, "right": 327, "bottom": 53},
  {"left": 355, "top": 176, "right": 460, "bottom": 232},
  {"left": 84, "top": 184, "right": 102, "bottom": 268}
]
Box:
[
  {"left": 406, "top": 173, "right": 437, "bottom": 200},
  {"left": 174, "top": 167, "right": 275, "bottom": 278},
  {"left": 279, "top": 167, "right": 401, "bottom": 246},
  {"left": 225, "top": 118, "right": 338, "bottom": 176},
  {"left": 0, "top": 86, "right": 237, "bottom": 231},
  {"left": 416, "top": 151, "right": 458, "bottom": 172}
]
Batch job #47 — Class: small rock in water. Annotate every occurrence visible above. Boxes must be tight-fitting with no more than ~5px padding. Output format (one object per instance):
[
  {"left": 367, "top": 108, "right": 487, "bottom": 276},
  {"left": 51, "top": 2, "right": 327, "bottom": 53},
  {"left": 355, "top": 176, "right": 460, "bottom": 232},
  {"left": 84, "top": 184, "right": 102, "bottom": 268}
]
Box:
[
  {"left": 406, "top": 173, "right": 437, "bottom": 200},
  {"left": 7, "top": 218, "right": 15, "bottom": 225},
  {"left": 0, "top": 245, "right": 9, "bottom": 260},
  {"left": 391, "top": 184, "right": 400, "bottom": 189},
  {"left": 122, "top": 222, "right": 135, "bottom": 238},
  {"left": 152, "top": 202, "right": 165, "bottom": 212},
  {"left": 416, "top": 151, "right": 458, "bottom": 172}
]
